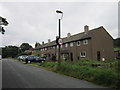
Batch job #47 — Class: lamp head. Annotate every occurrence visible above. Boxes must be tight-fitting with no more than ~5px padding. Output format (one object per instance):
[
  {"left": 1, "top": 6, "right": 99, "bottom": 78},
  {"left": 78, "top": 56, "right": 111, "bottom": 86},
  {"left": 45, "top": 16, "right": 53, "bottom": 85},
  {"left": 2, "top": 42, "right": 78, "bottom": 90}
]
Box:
[{"left": 56, "top": 10, "right": 63, "bottom": 14}]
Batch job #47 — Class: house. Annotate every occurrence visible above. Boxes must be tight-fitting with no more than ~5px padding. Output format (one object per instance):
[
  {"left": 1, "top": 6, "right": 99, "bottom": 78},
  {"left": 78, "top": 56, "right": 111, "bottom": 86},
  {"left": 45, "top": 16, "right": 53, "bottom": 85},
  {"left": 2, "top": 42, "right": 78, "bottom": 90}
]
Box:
[{"left": 35, "top": 25, "right": 114, "bottom": 61}]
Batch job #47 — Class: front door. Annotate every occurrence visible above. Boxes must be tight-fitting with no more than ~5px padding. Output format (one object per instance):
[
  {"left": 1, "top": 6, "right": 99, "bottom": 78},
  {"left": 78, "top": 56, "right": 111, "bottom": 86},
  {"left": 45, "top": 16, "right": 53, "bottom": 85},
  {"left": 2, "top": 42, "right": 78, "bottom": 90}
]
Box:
[
  {"left": 97, "top": 51, "right": 101, "bottom": 61},
  {"left": 70, "top": 52, "right": 73, "bottom": 61}
]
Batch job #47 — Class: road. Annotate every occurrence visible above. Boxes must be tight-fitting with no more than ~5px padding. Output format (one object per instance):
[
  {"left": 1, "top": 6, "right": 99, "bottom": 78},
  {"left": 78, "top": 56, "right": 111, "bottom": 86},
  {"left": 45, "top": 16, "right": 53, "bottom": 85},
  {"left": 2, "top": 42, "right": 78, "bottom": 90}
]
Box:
[{"left": 2, "top": 59, "right": 113, "bottom": 89}]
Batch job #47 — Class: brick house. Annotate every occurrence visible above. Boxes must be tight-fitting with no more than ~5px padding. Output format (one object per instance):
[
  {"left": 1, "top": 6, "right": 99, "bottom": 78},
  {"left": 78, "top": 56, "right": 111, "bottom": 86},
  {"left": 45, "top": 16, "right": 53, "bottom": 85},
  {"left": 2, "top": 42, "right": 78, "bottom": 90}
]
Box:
[{"left": 35, "top": 25, "right": 114, "bottom": 61}]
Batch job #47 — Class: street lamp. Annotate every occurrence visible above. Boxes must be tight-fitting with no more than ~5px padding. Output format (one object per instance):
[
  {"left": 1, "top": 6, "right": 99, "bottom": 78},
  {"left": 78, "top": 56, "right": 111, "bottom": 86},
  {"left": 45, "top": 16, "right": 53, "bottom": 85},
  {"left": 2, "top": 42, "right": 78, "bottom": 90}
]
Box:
[{"left": 56, "top": 10, "right": 63, "bottom": 65}]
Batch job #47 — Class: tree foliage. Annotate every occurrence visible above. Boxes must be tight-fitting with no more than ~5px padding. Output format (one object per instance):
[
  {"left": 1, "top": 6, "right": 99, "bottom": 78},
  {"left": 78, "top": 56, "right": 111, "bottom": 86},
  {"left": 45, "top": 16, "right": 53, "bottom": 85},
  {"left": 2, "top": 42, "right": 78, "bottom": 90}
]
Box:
[
  {"left": 20, "top": 43, "right": 32, "bottom": 52},
  {"left": 114, "top": 38, "right": 120, "bottom": 48},
  {"left": 2, "top": 46, "right": 19, "bottom": 58},
  {"left": 0, "top": 16, "right": 9, "bottom": 34}
]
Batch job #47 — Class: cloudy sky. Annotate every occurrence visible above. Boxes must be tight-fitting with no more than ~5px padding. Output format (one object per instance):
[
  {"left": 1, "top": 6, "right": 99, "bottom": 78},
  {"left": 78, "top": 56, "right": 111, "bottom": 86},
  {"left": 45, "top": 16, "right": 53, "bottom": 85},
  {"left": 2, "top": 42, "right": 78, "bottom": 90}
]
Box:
[{"left": 0, "top": 0, "right": 119, "bottom": 47}]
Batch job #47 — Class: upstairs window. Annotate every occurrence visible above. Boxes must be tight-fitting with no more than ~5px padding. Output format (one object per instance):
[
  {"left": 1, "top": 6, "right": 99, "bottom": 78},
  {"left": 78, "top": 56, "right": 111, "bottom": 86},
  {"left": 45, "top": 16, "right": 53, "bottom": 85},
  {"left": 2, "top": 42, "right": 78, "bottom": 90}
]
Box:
[
  {"left": 77, "top": 41, "right": 80, "bottom": 46},
  {"left": 65, "top": 43, "right": 68, "bottom": 47},
  {"left": 61, "top": 45, "right": 63, "bottom": 48},
  {"left": 70, "top": 42, "right": 73, "bottom": 47},
  {"left": 83, "top": 40, "right": 88, "bottom": 45},
  {"left": 80, "top": 51, "right": 86, "bottom": 57}
]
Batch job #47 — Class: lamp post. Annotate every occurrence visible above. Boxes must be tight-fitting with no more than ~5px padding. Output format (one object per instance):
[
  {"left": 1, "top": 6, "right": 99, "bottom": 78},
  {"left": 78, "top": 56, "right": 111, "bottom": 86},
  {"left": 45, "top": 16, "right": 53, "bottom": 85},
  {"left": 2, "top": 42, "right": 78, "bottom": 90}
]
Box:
[{"left": 56, "top": 10, "right": 63, "bottom": 65}]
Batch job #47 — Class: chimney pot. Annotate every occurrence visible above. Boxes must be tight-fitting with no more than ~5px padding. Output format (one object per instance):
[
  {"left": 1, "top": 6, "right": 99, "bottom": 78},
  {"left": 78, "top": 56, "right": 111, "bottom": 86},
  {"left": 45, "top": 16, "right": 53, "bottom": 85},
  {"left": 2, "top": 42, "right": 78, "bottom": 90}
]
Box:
[
  {"left": 42, "top": 41, "right": 44, "bottom": 45},
  {"left": 84, "top": 25, "right": 89, "bottom": 33},
  {"left": 67, "top": 33, "right": 71, "bottom": 38},
  {"left": 48, "top": 39, "right": 51, "bottom": 43}
]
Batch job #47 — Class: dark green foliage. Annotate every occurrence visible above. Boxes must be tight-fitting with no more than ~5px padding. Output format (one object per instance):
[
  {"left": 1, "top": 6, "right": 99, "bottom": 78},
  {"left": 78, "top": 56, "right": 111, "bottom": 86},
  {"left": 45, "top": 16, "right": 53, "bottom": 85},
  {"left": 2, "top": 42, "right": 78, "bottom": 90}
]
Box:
[
  {"left": 2, "top": 46, "right": 19, "bottom": 58},
  {"left": 20, "top": 43, "right": 32, "bottom": 52},
  {"left": 17, "top": 52, "right": 29, "bottom": 56},
  {"left": 114, "top": 38, "right": 120, "bottom": 48}
]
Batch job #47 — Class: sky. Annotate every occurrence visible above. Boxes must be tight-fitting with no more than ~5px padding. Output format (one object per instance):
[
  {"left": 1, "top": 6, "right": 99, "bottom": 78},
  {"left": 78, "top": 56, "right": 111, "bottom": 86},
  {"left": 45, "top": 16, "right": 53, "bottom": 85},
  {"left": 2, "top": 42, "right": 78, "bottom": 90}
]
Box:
[{"left": 0, "top": 0, "right": 119, "bottom": 48}]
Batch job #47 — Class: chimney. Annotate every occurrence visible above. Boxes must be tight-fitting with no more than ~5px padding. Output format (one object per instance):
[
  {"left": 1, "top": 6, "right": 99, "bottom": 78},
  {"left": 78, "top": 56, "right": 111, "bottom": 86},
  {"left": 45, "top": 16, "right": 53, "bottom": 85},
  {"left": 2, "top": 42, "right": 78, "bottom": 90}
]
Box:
[
  {"left": 48, "top": 39, "right": 51, "bottom": 43},
  {"left": 84, "top": 25, "right": 89, "bottom": 34},
  {"left": 67, "top": 33, "right": 71, "bottom": 38},
  {"left": 42, "top": 41, "right": 44, "bottom": 45}
]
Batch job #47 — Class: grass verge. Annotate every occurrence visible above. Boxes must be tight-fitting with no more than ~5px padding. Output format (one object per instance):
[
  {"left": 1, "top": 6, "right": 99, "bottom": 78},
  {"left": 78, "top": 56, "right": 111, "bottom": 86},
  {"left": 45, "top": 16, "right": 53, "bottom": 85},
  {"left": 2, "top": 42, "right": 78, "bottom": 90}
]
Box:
[
  {"left": 14, "top": 58, "right": 119, "bottom": 89},
  {"left": 39, "top": 59, "right": 119, "bottom": 89}
]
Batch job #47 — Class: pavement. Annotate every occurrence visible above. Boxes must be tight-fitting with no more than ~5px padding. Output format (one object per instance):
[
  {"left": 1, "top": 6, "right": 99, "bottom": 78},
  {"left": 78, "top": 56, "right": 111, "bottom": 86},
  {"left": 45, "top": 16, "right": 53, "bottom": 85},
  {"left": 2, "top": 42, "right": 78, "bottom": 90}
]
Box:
[{"left": 2, "top": 59, "right": 114, "bottom": 89}]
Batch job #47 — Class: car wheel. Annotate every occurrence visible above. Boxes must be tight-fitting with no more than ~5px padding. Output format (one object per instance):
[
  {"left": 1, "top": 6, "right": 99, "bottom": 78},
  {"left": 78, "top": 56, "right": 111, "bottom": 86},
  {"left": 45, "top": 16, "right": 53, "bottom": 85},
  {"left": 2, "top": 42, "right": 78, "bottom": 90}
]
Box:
[
  {"left": 28, "top": 61, "right": 31, "bottom": 63},
  {"left": 41, "top": 61, "right": 44, "bottom": 63}
]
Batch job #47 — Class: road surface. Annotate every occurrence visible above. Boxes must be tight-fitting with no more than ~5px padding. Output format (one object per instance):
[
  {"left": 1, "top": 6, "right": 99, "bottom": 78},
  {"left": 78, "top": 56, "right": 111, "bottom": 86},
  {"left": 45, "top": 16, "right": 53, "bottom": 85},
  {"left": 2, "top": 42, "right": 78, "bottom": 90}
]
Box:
[{"left": 2, "top": 59, "right": 113, "bottom": 89}]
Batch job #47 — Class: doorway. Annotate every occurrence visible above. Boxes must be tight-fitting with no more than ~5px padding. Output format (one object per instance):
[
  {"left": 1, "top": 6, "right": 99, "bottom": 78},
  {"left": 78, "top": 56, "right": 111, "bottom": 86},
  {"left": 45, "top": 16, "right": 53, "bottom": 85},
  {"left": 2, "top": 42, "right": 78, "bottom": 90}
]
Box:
[
  {"left": 70, "top": 52, "right": 73, "bottom": 61},
  {"left": 97, "top": 51, "right": 101, "bottom": 61}
]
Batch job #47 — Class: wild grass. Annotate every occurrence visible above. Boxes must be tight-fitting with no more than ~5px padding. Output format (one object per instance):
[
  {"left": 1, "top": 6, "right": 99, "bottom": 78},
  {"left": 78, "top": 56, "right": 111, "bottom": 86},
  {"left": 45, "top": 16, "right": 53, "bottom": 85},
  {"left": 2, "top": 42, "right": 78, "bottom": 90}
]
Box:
[{"left": 39, "top": 59, "right": 119, "bottom": 89}]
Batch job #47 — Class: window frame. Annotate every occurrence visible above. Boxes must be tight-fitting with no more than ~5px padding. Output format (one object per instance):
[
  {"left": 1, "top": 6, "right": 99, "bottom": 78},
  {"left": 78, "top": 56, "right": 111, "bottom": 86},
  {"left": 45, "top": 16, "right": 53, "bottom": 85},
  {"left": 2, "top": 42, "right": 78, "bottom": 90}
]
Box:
[
  {"left": 83, "top": 40, "right": 88, "bottom": 45},
  {"left": 70, "top": 42, "right": 74, "bottom": 47},
  {"left": 80, "top": 51, "right": 86, "bottom": 57},
  {"left": 77, "top": 41, "right": 80, "bottom": 46},
  {"left": 65, "top": 43, "right": 68, "bottom": 47}
]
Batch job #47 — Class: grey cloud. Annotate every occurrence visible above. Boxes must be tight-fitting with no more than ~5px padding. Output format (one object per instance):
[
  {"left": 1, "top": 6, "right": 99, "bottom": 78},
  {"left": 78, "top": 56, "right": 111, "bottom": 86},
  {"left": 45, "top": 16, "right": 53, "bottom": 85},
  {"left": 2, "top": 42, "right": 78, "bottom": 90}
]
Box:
[{"left": 1, "top": 2, "right": 118, "bottom": 47}]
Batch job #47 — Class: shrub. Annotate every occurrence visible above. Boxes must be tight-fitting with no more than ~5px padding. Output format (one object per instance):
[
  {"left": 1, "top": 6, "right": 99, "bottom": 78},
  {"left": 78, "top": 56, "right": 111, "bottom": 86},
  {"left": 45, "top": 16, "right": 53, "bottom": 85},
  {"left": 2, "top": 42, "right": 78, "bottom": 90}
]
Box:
[{"left": 92, "top": 68, "right": 118, "bottom": 88}]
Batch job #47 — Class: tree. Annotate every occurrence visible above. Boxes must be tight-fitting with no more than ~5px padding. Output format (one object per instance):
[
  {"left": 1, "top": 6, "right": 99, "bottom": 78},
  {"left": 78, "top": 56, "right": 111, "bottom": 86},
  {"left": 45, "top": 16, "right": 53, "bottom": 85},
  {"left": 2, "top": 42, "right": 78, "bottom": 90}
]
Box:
[
  {"left": 20, "top": 43, "right": 32, "bottom": 52},
  {"left": 114, "top": 38, "right": 120, "bottom": 48},
  {"left": 0, "top": 16, "right": 9, "bottom": 34},
  {"left": 2, "top": 46, "right": 19, "bottom": 58}
]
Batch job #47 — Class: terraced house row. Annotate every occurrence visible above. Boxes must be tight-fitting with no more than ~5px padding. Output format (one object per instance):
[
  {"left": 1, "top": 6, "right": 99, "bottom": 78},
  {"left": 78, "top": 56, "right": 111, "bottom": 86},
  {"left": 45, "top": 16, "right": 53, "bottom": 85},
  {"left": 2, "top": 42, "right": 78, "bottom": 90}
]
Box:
[{"left": 34, "top": 25, "right": 114, "bottom": 61}]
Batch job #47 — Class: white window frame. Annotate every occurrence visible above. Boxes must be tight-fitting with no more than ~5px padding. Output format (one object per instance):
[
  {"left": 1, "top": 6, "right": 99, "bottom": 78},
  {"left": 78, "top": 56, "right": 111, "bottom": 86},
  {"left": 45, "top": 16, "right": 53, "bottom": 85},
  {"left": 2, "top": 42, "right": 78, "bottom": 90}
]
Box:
[
  {"left": 77, "top": 41, "right": 80, "bottom": 46},
  {"left": 70, "top": 42, "right": 74, "bottom": 47},
  {"left": 80, "top": 51, "right": 86, "bottom": 57},
  {"left": 57, "top": 45, "right": 59, "bottom": 49},
  {"left": 65, "top": 43, "right": 68, "bottom": 47},
  {"left": 60, "top": 45, "right": 63, "bottom": 48},
  {"left": 83, "top": 40, "right": 88, "bottom": 45},
  {"left": 45, "top": 48, "right": 48, "bottom": 51}
]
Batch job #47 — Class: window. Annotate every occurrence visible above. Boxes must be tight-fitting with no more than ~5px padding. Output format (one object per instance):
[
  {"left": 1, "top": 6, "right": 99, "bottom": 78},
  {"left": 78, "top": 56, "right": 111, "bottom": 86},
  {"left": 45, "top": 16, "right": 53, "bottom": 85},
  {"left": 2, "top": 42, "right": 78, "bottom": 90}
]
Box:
[
  {"left": 45, "top": 48, "right": 47, "bottom": 51},
  {"left": 70, "top": 42, "right": 73, "bottom": 47},
  {"left": 83, "top": 40, "right": 88, "bottom": 45},
  {"left": 60, "top": 45, "right": 63, "bottom": 48},
  {"left": 57, "top": 45, "right": 59, "bottom": 49},
  {"left": 53, "top": 46, "right": 55, "bottom": 49},
  {"left": 77, "top": 41, "right": 80, "bottom": 46},
  {"left": 80, "top": 51, "right": 86, "bottom": 57},
  {"left": 65, "top": 43, "right": 68, "bottom": 47}
]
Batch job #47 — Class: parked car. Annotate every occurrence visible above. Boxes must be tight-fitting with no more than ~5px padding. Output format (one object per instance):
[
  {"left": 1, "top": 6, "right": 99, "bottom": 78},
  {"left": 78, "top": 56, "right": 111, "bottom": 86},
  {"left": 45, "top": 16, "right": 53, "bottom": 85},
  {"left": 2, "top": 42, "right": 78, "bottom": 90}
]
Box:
[
  {"left": 21, "top": 55, "right": 28, "bottom": 61},
  {"left": 18, "top": 55, "right": 28, "bottom": 61},
  {"left": 18, "top": 56, "right": 23, "bottom": 61},
  {"left": 25, "top": 56, "right": 45, "bottom": 63},
  {"left": 34, "top": 56, "right": 45, "bottom": 63},
  {"left": 25, "top": 56, "right": 35, "bottom": 63}
]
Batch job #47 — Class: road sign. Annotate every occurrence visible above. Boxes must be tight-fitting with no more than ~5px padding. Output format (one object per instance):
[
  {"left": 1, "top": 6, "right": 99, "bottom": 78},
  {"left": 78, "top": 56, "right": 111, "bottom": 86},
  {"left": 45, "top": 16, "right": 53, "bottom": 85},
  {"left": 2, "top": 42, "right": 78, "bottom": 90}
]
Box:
[{"left": 58, "top": 38, "right": 63, "bottom": 45}]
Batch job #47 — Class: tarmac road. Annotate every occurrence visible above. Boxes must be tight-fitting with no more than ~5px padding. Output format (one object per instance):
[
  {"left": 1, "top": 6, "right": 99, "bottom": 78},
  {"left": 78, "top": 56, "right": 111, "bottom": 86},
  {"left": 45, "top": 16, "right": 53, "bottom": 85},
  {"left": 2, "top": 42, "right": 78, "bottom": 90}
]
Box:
[{"left": 2, "top": 59, "right": 113, "bottom": 89}]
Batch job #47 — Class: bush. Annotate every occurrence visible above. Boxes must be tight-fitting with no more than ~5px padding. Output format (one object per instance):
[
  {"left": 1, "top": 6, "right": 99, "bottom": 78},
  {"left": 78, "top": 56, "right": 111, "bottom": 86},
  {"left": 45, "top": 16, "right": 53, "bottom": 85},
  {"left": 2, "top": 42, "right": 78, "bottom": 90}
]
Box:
[{"left": 92, "top": 68, "right": 118, "bottom": 88}]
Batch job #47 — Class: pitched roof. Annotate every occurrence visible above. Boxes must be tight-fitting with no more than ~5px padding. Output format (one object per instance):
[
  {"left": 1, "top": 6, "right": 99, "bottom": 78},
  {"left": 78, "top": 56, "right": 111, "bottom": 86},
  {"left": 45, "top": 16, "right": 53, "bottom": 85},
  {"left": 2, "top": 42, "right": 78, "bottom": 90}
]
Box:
[{"left": 36, "top": 26, "right": 104, "bottom": 49}]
